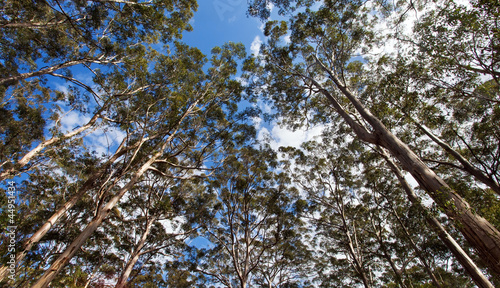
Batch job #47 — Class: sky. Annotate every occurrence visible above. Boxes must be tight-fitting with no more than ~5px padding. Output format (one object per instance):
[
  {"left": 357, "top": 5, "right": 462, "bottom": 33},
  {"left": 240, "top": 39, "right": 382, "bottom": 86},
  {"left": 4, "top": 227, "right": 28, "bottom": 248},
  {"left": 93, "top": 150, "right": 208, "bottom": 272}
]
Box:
[
  {"left": 48, "top": 1, "right": 330, "bottom": 159},
  {"left": 182, "top": 0, "right": 265, "bottom": 57},
  {"left": 52, "top": 0, "right": 425, "bottom": 163},
  {"left": 177, "top": 1, "right": 330, "bottom": 249},
  {"left": 180, "top": 1, "right": 327, "bottom": 152}
]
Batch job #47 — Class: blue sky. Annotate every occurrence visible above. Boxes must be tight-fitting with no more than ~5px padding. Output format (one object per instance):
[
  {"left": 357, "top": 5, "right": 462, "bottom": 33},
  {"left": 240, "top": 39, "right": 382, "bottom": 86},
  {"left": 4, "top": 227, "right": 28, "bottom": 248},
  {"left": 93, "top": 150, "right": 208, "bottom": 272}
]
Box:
[
  {"left": 183, "top": 0, "right": 265, "bottom": 57},
  {"left": 182, "top": 1, "right": 325, "bottom": 150}
]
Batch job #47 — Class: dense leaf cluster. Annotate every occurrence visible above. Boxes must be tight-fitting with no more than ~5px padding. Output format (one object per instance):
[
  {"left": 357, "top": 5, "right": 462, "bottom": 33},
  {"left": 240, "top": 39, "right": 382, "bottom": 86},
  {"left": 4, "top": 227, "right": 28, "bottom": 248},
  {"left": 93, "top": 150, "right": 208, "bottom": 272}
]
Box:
[{"left": 1, "top": 0, "right": 499, "bottom": 287}]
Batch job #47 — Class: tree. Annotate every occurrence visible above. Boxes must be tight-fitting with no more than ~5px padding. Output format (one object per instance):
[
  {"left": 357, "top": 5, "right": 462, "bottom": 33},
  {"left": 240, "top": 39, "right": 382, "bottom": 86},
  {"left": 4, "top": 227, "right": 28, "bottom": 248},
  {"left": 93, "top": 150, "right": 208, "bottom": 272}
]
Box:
[
  {"left": 1, "top": 40, "right": 246, "bottom": 287},
  {"left": 192, "top": 145, "right": 310, "bottom": 288},
  {"left": 0, "top": 0, "right": 198, "bottom": 181},
  {"left": 244, "top": 0, "right": 500, "bottom": 277},
  {"left": 112, "top": 175, "right": 202, "bottom": 288},
  {"left": 281, "top": 127, "right": 483, "bottom": 287}
]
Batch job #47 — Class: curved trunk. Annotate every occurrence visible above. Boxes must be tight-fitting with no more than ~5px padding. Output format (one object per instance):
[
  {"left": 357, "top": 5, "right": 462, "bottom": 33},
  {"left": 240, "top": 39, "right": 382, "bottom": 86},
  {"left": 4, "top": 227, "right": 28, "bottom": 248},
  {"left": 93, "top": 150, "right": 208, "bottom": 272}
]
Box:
[
  {"left": 0, "top": 109, "right": 103, "bottom": 182},
  {"left": 380, "top": 148, "right": 494, "bottom": 288},
  {"left": 312, "top": 59, "right": 500, "bottom": 277},
  {"left": 0, "top": 138, "right": 133, "bottom": 282},
  {"left": 115, "top": 216, "right": 157, "bottom": 288},
  {"left": 31, "top": 97, "right": 201, "bottom": 287},
  {"left": 31, "top": 151, "right": 160, "bottom": 288}
]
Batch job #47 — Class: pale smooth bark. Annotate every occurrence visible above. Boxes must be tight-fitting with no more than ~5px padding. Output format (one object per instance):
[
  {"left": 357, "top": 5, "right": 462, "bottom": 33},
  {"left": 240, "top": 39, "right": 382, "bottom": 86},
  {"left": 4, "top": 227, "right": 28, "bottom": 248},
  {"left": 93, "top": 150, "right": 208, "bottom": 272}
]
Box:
[
  {"left": 340, "top": 212, "right": 371, "bottom": 288},
  {"left": 31, "top": 149, "right": 162, "bottom": 288},
  {"left": 115, "top": 216, "right": 157, "bottom": 288},
  {"left": 379, "top": 148, "right": 494, "bottom": 288},
  {"left": 0, "top": 137, "right": 134, "bottom": 282},
  {"left": 309, "top": 56, "right": 500, "bottom": 276},
  {"left": 0, "top": 107, "right": 103, "bottom": 182},
  {"left": 0, "top": 17, "right": 87, "bottom": 29},
  {"left": 412, "top": 119, "right": 500, "bottom": 196},
  {"left": 31, "top": 95, "right": 203, "bottom": 288}
]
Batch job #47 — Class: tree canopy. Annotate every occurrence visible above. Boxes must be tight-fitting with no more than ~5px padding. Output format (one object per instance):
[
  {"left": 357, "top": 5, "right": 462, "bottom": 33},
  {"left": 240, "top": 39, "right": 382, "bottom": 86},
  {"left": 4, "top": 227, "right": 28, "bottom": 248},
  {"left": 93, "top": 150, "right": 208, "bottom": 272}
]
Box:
[{"left": 1, "top": 0, "right": 499, "bottom": 287}]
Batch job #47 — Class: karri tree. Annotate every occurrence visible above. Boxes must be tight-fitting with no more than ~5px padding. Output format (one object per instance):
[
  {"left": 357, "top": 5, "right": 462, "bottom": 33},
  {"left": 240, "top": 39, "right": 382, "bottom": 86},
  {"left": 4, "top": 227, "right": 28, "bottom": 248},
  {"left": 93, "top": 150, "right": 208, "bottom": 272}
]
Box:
[{"left": 244, "top": 0, "right": 500, "bottom": 278}]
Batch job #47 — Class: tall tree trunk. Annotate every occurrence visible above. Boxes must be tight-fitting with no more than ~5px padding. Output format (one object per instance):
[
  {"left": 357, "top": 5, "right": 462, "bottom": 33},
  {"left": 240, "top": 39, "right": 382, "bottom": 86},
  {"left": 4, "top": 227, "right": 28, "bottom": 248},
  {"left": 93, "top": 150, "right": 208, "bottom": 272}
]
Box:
[
  {"left": 339, "top": 211, "right": 371, "bottom": 288},
  {"left": 30, "top": 96, "right": 202, "bottom": 288},
  {"left": 0, "top": 83, "right": 155, "bottom": 181},
  {"left": 0, "top": 106, "right": 105, "bottom": 182},
  {"left": 311, "top": 58, "right": 500, "bottom": 277},
  {"left": 370, "top": 217, "right": 407, "bottom": 288},
  {"left": 412, "top": 119, "right": 500, "bottom": 196},
  {"left": 380, "top": 246, "right": 406, "bottom": 288},
  {"left": 0, "top": 137, "right": 135, "bottom": 282},
  {"left": 379, "top": 148, "right": 494, "bottom": 288},
  {"left": 115, "top": 216, "right": 157, "bottom": 288},
  {"left": 31, "top": 148, "right": 162, "bottom": 288},
  {"left": 390, "top": 205, "right": 444, "bottom": 288}
]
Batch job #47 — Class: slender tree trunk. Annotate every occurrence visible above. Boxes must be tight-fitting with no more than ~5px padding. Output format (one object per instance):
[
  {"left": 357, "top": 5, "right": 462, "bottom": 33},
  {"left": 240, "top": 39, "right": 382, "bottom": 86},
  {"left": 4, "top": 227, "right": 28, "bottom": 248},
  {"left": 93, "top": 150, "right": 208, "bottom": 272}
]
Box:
[
  {"left": 115, "top": 216, "right": 157, "bottom": 288},
  {"left": 381, "top": 247, "right": 406, "bottom": 288},
  {"left": 311, "top": 58, "right": 500, "bottom": 276},
  {"left": 379, "top": 148, "right": 494, "bottom": 288},
  {"left": 0, "top": 138, "right": 134, "bottom": 282},
  {"left": 339, "top": 210, "right": 371, "bottom": 288},
  {"left": 31, "top": 148, "right": 162, "bottom": 288},
  {"left": 30, "top": 96, "right": 202, "bottom": 288},
  {"left": 390, "top": 206, "right": 444, "bottom": 288},
  {"left": 412, "top": 119, "right": 500, "bottom": 196},
  {"left": 346, "top": 234, "right": 371, "bottom": 288},
  {"left": 370, "top": 218, "right": 407, "bottom": 288},
  {"left": 0, "top": 56, "right": 115, "bottom": 86},
  {"left": 0, "top": 107, "right": 104, "bottom": 182}
]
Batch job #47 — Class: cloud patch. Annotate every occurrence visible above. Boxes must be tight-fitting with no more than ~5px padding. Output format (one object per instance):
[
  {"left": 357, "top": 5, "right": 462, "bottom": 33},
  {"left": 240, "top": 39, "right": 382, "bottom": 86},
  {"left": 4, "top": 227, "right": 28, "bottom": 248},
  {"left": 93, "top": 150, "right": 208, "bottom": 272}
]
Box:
[{"left": 250, "top": 35, "right": 262, "bottom": 56}]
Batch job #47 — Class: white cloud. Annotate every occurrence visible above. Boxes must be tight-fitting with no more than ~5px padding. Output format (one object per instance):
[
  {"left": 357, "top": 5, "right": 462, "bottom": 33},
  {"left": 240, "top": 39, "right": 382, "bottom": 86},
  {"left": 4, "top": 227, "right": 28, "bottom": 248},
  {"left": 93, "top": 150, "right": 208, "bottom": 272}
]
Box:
[
  {"left": 266, "top": 2, "right": 275, "bottom": 13},
  {"left": 250, "top": 35, "right": 262, "bottom": 56},
  {"left": 59, "top": 110, "right": 91, "bottom": 133},
  {"left": 257, "top": 99, "right": 272, "bottom": 114},
  {"left": 252, "top": 116, "right": 263, "bottom": 130},
  {"left": 271, "top": 123, "right": 324, "bottom": 149},
  {"left": 258, "top": 23, "right": 265, "bottom": 32},
  {"left": 87, "top": 126, "right": 126, "bottom": 156},
  {"left": 235, "top": 76, "right": 248, "bottom": 86},
  {"left": 257, "top": 120, "right": 325, "bottom": 151},
  {"left": 284, "top": 35, "right": 291, "bottom": 44},
  {"left": 54, "top": 83, "right": 69, "bottom": 95}
]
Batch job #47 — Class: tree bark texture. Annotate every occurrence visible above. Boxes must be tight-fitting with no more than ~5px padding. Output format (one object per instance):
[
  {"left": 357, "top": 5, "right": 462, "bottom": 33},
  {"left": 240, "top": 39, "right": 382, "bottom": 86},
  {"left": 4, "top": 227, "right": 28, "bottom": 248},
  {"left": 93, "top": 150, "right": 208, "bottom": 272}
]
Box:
[
  {"left": 310, "top": 58, "right": 500, "bottom": 277},
  {"left": 379, "top": 148, "right": 494, "bottom": 288}
]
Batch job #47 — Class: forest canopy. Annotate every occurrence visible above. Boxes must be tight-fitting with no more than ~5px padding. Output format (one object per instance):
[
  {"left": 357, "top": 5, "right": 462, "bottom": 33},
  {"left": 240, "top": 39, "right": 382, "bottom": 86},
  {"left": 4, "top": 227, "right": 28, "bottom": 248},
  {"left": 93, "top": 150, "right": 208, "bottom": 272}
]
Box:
[{"left": 0, "top": 0, "right": 499, "bottom": 287}]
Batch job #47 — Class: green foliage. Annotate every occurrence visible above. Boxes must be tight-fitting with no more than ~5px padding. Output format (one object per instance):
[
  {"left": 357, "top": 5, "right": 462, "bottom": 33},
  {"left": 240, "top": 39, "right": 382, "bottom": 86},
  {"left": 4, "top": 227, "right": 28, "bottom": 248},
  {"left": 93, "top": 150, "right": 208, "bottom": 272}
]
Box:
[{"left": 1, "top": 0, "right": 499, "bottom": 287}]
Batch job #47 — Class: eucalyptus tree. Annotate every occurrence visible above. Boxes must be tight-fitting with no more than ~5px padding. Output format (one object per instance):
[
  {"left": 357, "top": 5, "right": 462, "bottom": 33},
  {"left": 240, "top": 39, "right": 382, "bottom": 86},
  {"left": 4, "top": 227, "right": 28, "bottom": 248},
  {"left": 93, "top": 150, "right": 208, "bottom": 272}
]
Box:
[
  {"left": 110, "top": 170, "right": 216, "bottom": 288},
  {"left": 2, "top": 40, "right": 246, "bottom": 288},
  {"left": 0, "top": 0, "right": 198, "bottom": 181},
  {"left": 281, "top": 136, "right": 381, "bottom": 288},
  {"left": 1, "top": 1, "right": 200, "bottom": 278},
  {"left": 244, "top": 0, "right": 500, "bottom": 277},
  {"left": 280, "top": 125, "right": 484, "bottom": 287},
  {"left": 193, "top": 145, "right": 309, "bottom": 288},
  {"left": 361, "top": 148, "right": 484, "bottom": 287},
  {"left": 0, "top": 0, "right": 197, "bottom": 86}
]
